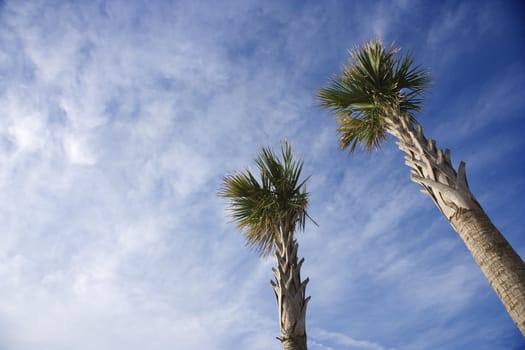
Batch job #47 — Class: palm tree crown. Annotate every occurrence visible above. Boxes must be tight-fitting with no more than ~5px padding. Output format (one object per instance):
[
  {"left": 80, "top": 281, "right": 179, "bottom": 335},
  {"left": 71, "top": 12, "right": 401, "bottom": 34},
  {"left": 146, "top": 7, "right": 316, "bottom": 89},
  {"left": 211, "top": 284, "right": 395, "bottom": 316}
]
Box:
[
  {"left": 220, "top": 142, "right": 311, "bottom": 256},
  {"left": 318, "top": 39, "right": 431, "bottom": 153}
]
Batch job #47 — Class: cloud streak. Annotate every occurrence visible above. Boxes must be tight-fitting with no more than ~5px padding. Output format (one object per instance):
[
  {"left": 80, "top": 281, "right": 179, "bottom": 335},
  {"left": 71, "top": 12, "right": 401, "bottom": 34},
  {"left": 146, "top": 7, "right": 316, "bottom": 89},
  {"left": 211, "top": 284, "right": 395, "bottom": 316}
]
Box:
[{"left": 0, "top": 1, "right": 524, "bottom": 349}]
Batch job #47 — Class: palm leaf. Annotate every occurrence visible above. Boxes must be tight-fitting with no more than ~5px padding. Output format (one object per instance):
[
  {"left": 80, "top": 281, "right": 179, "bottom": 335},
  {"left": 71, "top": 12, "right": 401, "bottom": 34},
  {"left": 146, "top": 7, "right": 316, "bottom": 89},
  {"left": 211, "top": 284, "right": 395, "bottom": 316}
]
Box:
[
  {"left": 318, "top": 39, "right": 431, "bottom": 153},
  {"left": 220, "top": 142, "right": 314, "bottom": 256}
]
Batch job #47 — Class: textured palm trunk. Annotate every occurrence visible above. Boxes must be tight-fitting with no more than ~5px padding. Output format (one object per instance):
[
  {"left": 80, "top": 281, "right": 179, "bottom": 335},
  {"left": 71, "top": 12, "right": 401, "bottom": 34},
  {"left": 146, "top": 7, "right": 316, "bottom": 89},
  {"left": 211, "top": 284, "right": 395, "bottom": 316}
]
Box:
[
  {"left": 271, "top": 225, "right": 309, "bottom": 350},
  {"left": 385, "top": 113, "right": 525, "bottom": 335}
]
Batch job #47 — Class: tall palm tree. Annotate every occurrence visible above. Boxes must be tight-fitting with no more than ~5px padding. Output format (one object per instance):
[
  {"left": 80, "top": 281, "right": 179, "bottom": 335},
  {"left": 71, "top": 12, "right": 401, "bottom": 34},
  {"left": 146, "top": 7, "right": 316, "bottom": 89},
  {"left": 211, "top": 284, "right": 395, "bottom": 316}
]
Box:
[
  {"left": 318, "top": 39, "right": 525, "bottom": 335},
  {"left": 220, "top": 142, "right": 313, "bottom": 350}
]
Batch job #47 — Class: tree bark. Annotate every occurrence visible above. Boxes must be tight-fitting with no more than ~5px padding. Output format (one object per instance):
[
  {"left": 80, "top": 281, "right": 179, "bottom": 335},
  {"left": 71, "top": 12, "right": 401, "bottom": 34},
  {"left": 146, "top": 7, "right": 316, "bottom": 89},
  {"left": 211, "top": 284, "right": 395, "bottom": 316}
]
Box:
[
  {"left": 451, "top": 207, "right": 525, "bottom": 332},
  {"left": 386, "top": 113, "right": 525, "bottom": 335},
  {"left": 271, "top": 226, "right": 309, "bottom": 350}
]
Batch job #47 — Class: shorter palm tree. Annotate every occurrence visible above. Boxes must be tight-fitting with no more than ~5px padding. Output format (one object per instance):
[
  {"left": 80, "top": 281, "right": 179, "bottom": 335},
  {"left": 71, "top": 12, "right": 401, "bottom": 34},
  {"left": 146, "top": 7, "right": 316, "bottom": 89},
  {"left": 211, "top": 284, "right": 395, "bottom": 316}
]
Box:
[{"left": 220, "top": 142, "right": 313, "bottom": 350}]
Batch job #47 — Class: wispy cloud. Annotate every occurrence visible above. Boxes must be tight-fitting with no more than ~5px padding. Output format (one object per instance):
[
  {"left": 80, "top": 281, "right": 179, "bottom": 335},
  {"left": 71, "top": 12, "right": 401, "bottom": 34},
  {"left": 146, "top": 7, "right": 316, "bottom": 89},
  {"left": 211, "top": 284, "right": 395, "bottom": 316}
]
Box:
[
  {"left": 0, "top": 1, "right": 523, "bottom": 349},
  {"left": 310, "top": 328, "right": 395, "bottom": 350}
]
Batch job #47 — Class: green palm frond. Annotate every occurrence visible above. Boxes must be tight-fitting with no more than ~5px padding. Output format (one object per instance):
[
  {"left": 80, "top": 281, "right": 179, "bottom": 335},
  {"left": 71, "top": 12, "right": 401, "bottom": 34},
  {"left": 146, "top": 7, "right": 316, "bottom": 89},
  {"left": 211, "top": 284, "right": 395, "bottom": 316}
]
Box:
[
  {"left": 220, "top": 142, "right": 313, "bottom": 256},
  {"left": 318, "top": 39, "right": 431, "bottom": 153}
]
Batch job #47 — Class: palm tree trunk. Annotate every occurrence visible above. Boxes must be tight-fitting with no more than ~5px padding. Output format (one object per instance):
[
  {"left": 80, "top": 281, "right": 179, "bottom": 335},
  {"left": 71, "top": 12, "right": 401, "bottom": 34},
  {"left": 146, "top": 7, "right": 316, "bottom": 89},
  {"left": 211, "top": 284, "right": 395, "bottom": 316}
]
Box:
[
  {"left": 385, "top": 113, "right": 525, "bottom": 335},
  {"left": 451, "top": 206, "right": 525, "bottom": 331},
  {"left": 271, "top": 226, "right": 310, "bottom": 350}
]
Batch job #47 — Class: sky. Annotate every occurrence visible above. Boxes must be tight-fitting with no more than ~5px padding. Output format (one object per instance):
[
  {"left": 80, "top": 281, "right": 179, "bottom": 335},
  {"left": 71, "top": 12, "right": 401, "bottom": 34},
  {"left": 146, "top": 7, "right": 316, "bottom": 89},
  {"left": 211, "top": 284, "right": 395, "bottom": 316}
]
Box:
[{"left": 0, "top": 0, "right": 524, "bottom": 349}]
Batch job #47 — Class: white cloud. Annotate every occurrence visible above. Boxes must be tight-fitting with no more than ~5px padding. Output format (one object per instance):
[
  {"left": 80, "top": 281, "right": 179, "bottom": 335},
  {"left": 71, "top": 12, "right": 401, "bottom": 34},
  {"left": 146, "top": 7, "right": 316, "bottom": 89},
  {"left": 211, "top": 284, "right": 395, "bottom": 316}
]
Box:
[
  {"left": 311, "top": 328, "right": 394, "bottom": 350},
  {"left": 63, "top": 133, "right": 97, "bottom": 165},
  {"left": 0, "top": 1, "right": 523, "bottom": 350},
  {"left": 2, "top": 96, "right": 48, "bottom": 153},
  {"left": 7, "top": 116, "right": 45, "bottom": 152}
]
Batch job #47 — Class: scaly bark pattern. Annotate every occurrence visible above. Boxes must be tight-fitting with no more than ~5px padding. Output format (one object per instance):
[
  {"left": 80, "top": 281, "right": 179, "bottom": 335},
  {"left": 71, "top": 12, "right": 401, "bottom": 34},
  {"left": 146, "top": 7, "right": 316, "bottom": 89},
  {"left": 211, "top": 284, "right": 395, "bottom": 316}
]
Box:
[
  {"left": 385, "top": 112, "right": 525, "bottom": 335},
  {"left": 271, "top": 226, "right": 309, "bottom": 350}
]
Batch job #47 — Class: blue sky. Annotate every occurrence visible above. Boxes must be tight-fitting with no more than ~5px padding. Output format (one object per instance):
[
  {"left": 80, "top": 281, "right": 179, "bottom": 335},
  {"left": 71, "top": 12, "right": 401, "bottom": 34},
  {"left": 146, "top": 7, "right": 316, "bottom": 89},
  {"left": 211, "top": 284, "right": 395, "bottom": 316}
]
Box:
[{"left": 0, "top": 0, "right": 524, "bottom": 349}]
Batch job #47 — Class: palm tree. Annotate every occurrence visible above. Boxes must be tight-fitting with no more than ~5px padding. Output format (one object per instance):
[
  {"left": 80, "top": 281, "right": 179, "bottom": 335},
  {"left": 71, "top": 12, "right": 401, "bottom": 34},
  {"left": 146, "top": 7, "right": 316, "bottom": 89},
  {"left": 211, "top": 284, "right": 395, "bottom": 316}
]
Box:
[
  {"left": 318, "top": 39, "right": 525, "bottom": 335},
  {"left": 220, "top": 142, "right": 313, "bottom": 350}
]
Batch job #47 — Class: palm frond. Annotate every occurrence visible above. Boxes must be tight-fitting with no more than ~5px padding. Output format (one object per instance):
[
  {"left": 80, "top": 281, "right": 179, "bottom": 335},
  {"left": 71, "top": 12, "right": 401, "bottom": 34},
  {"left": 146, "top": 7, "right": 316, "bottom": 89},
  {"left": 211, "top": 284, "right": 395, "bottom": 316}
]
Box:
[
  {"left": 220, "top": 142, "right": 314, "bottom": 256},
  {"left": 318, "top": 39, "right": 431, "bottom": 153}
]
